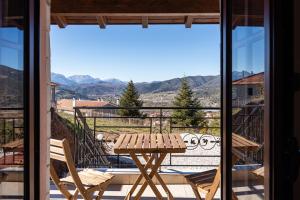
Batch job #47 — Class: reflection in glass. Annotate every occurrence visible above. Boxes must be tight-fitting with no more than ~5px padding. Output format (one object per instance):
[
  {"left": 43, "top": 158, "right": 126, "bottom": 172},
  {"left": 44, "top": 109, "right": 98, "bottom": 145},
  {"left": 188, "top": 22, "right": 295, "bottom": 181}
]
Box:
[
  {"left": 0, "top": 0, "right": 24, "bottom": 198},
  {"left": 231, "top": 0, "right": 265, "bottom": 199}
]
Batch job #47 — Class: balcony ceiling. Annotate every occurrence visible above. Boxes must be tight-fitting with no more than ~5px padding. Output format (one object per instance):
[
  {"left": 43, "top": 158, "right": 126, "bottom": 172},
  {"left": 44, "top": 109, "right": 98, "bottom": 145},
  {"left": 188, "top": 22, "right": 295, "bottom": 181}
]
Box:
[
  {"left": 3, "top": 0, "right": 263, "bottom": 29},
  {"left": 50, "top": 0, "right": 220, "bottom": 28}
]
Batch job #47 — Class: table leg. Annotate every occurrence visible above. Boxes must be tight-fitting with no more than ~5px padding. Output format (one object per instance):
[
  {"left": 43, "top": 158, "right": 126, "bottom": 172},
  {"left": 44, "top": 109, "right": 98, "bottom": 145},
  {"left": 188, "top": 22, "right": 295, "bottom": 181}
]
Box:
[
  {"left": 126, "top": 154, "right": 156, "bottom": 199},
  {"left": 130, "top": 152, "right": 164, "bottom": 200},
  {"left": 134, "top": 153, "right": 167, "bottom": 200},
  {"left": 142, "top": 154, "right": 174, "bottom": 200}
]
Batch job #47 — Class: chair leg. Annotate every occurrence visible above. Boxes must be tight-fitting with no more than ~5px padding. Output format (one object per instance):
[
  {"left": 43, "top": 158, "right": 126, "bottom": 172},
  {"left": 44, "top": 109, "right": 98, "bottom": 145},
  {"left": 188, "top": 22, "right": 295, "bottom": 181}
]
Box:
[
  {"left": 96, "top": 190, "right": 105, "bottom": 200},
  {"left": 191, "top": 185, "right": 203, "bottom": 200},
  {"left": 71, "top": 188, "right": 79, "bottom": 200},
  {"left": 232, "top": 190, "right": 238, "bottom": 200}
]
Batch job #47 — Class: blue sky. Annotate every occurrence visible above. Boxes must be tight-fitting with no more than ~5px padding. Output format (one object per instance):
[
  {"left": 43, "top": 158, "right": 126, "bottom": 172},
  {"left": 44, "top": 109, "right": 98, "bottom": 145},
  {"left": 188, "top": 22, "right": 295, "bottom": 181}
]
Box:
[{"left": 50, "top": 25, "right": 220, "bottom": 82}]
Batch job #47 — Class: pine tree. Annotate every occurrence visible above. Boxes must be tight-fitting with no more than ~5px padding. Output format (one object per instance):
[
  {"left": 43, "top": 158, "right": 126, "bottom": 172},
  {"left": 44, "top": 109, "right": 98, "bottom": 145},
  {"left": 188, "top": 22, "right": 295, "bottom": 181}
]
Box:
[
  {"left": 171, "top": 78, "right": 207, "bottom": 127},
  {"left": 118, "top": 80, "right": 143, "bottom": 117}
]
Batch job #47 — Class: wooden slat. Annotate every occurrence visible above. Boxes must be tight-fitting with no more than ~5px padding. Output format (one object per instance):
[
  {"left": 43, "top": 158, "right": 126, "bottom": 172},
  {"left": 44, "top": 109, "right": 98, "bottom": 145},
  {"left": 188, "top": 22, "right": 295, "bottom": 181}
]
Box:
[
  {"left": 162, "top": 134, "right": 172, "bottom": 149},
  {"left": 50, "top": 146, "right": 65, "bottom": 155},
  {"left": 157, "top": 134, "right": 164, "bottom": 149},
  {"left": 114, "top": 134, "right": 126, "bottom": 149},
  {"left": 169, "top": 134, "right": 180, "bottom": 149},
  {"left": 50, "top": 152, "right": 66, "bottom": 162},
  {"left": 128, "top": 134, "right": 138, "bottom": 149},
  {"left": 174, "top": 134, "right": 186, "bottom": 149},
  {"left": 150, "top": 134, "right": 158, "bottom": 149},
  {"left": 143, "top": 134, "right": 150, "bottom": 149},
  {"left": 50, "top": 139, "right": 64, "bottom": 147},
  {"left": 136, "top": 134, "right": 144, "bottom": 149},
  {"left": 120, "top": 134, "right": 131, "bottom": 149}
]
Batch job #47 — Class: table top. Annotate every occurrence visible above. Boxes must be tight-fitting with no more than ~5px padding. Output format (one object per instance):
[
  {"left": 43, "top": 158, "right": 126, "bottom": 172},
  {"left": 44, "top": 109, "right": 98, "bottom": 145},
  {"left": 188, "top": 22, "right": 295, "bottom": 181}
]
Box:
[
  {"left": 0, "top": 139, "right": 24, "bottom": 151},
  {"left": 114, "top": 133, "right": 186, "bottom": 154},
  {"left": 232, "top": 133, "right": 260, "bottom": 151}
]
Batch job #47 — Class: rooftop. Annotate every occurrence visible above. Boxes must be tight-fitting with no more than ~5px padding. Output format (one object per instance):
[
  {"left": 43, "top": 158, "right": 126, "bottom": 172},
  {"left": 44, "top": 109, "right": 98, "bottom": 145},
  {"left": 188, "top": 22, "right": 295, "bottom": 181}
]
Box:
[{"left": 233, "top": 72, "right": 264, "bottom": 85}]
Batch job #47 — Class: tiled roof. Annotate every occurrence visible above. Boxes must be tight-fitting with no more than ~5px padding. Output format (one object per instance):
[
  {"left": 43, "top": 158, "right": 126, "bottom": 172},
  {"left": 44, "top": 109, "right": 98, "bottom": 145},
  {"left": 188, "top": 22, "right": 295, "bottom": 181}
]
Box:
[
  {"left": 57, "top": 99, "right": 115, "bottom": 111},
  {"left": 232, "top": 72, "right": 264, "bottom": 85},
  {"left": 50, "top": 82, "right": 59, "bottom": 86}
]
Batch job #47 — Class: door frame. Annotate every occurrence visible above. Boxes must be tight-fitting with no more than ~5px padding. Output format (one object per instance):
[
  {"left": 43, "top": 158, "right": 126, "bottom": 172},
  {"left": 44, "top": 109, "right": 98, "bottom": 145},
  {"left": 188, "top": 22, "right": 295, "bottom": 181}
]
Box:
[
  {"left": 23, "top": 0, "right": 40, "bottom": 198},
  {"left": 221, "top": 0, "right": 296, "bottom": 199}
]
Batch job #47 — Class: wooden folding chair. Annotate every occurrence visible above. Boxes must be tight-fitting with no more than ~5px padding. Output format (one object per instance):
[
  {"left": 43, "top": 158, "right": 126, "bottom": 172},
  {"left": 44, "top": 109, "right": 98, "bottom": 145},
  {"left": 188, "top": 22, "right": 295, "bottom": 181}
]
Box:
[
  {"left": 185, "top": 166, "right": 220, "bottom": 200},
  {"left": 185, "top": 166, "right": 238, "bottom": 200},
  {"left": 251, "top": 166, "right": 264, "bottom": 178},
  {"left": 50, "top": 138, "right": 114, "bottom": 200}
]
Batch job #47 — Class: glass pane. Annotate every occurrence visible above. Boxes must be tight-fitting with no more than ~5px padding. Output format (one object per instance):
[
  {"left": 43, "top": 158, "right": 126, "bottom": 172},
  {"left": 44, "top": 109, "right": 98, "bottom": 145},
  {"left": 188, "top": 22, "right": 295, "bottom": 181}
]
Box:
[
  {"left": 0, "top": 0, "right": 24, "bottom": 198},
  {"left": 231, "top": 0, "right": 265, "bottom": 199}
]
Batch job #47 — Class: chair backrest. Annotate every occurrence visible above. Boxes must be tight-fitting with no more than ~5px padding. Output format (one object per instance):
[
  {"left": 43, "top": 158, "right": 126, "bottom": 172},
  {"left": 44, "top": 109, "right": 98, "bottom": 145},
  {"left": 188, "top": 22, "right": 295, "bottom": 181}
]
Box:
[{"left": 50, "top": 139, "right": 86, "bottom": 195}]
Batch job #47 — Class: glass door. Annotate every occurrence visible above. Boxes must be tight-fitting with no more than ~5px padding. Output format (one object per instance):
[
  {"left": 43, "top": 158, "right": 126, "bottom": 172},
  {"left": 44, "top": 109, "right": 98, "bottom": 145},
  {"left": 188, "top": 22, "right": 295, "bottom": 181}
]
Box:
[
  {"left": 222, "top": 0, "right": 268, "bottom": 199},
  {"left": 0, "top": 0, "right": 25, "bottom": 198},
  {"left": 231, "top": 0, "right": 266, "bottom": 199}
]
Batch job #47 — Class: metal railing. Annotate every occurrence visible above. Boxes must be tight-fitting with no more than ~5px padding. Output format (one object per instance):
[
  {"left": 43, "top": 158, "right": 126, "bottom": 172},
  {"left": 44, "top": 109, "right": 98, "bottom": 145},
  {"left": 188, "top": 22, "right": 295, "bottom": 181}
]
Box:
[
  {"left": 72, "top": 106, "right": 221, "bottom": 168},
  {"left": 0, "top": 108, "right": 24, "bottom": 166},
  {"left": 59, "top": 105, "right": 265, "bottom": 168}
]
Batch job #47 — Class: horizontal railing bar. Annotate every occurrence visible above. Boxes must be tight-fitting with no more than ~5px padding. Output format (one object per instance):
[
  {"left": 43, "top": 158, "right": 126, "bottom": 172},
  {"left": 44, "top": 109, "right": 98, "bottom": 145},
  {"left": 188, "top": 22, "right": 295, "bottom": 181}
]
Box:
[
  {"left": 171, "top": 126, "right": 220, "bottom": 129},
  {"left": 94, "top": 154, "right": 221, "bottom": 158},
  {"left": 80, "top": 116, "right": 221, "bottom": 120},
  {"left": 95, "top": 125, "right": 151, "bottom": 128},
  {"left": 0, "top": 107, "right": 24, "bottom": 111},
  {"left": 74, "top": 106, "right": 221, "bottom": 110}
]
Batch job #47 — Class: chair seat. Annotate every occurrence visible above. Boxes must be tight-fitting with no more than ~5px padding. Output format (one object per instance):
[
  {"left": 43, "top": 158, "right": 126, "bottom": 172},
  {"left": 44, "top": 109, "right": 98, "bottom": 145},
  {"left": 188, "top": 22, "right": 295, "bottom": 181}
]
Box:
[
  {"left": 185, "top": 169, "right": 217, "bottom": 192},
  {"left": 252, "top": 167, "right": 264, "bottom": 178},
  {"left": 60, "top": 169, "right": 114, "bottom": 187}
]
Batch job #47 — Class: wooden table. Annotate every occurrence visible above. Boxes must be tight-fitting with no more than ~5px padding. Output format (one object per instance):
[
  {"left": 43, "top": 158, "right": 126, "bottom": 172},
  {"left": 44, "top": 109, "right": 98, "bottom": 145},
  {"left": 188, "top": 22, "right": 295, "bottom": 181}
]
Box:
[
  {"left": 232, "top": 133, "right": 261, "bottom": 163},
  {"left": 114, "top": 133, "right": 186, "bottom": 200}
]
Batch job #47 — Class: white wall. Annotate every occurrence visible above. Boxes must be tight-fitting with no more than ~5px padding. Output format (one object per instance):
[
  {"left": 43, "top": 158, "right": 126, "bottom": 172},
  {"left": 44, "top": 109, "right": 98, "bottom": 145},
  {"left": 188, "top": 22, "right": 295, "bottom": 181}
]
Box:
[{"left": 293, "top": 0, "right": 300, "bottom": 199}]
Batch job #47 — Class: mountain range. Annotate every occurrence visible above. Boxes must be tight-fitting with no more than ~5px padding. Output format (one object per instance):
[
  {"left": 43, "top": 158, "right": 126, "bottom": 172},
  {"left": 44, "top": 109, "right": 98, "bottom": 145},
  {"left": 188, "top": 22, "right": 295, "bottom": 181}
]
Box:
[
  {"left": 0, "top": 65, "right": 23, "bottom": 107},
  {"left": 0, "top": 64, "right": 254, "bottom": 108},
  {"left": 51, "top": 71, "right": 252, "bottom": 107}
]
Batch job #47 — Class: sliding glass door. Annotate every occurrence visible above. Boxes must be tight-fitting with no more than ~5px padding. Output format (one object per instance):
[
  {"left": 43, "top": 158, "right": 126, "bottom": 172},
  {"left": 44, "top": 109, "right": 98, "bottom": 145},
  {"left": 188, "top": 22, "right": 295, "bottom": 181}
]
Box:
[
  {"left": 0, "top": 0, "right": 25, "bottom": 198},
  {"left": 0, "top": 0, "right": 40, "bottom": 198},
  {"left": 231, "top": 0, "right": 265, "bottom": 199},
  {"left": 222, "top": 0, "right": 268, "bottom": 199}
]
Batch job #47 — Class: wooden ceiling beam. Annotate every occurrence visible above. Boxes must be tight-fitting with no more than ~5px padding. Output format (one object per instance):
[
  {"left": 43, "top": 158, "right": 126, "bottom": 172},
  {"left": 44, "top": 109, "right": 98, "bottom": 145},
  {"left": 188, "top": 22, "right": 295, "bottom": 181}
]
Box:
[
  {"left": 96, "top": 16, "right": 106, "bottom": 29},
  {"left": 53, "top": 15, "right": 67, "bottom": 28},
  {"left": 185, "top": 16, "right": 193, "bottom": 28},
  {"left": 51, "top": 0, "right": 220, "bottom": 14},
  {"left": 52, "top": 13, "right": 220, "bottom": 17},
  {"left": 142, "top": 16, "right": 148, "bottom": 28}
]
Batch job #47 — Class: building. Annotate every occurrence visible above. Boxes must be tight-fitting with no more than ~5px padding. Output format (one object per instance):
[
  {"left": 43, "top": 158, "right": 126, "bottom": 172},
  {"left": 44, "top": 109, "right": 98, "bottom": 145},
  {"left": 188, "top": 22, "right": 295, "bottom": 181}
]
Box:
[
  {"left": 50, "top": 82, "right": 59, "bottom": 109},
  {"left": 232, "top": 72, "right": 264, "bottom": 106},
  {"left": 57, "top": 99, "right": 117, "bottom": 116}
]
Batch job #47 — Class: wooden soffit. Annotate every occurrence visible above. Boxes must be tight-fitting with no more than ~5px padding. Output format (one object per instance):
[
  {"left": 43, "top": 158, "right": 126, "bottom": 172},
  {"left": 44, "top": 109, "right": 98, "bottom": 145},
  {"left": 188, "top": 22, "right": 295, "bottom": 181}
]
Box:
[{"left": 51, "top": 0, "right": 220, "bottom": 28}]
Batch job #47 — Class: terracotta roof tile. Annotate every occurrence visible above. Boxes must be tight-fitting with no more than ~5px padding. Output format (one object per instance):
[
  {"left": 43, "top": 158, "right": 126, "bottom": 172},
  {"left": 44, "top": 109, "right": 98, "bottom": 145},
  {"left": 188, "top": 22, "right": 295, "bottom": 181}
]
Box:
[
  {"left": 57, "top": 99, "right": 116, "bottom": 111},
  {"left": 233, "top": 72, "right": 264, "bottom": 85}
]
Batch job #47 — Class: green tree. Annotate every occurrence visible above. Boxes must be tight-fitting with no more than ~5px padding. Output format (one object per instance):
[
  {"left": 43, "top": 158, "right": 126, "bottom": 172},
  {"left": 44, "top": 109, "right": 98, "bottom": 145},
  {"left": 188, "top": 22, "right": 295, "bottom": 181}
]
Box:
[
  {"left": 172, "top": 78, "right": 207, "bottom": 127},
  {"left": 118, "top": 80, "right": 143, "bottom": 117}
]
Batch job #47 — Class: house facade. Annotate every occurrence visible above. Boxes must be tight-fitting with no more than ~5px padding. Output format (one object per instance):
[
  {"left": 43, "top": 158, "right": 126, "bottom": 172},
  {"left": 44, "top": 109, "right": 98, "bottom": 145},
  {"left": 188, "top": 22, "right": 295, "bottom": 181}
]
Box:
[{"left": 232, "top": 72, "right": 264, "bottom": 106}]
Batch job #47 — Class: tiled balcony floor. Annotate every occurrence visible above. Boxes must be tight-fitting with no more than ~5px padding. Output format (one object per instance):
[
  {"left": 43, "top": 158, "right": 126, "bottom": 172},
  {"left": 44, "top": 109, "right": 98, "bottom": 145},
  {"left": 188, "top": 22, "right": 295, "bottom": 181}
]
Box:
[{"left": 50, "top": 183, "right": 264, "bottom": 200}]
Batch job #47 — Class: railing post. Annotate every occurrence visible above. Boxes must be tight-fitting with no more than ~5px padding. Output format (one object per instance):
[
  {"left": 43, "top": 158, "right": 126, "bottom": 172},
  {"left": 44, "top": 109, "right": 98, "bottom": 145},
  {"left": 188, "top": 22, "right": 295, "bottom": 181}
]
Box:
[
  {"left": 74, "top": 108, "right": 77, "bottom": 165},
  {"left": 170, "top": 118, "right": 172, "bottom": 133},
  {"left": 150, "top": 118, "right": 152, "bottom": 134},
  {"left": 159, "top": 108, "right": 162, "bottom": 134}
]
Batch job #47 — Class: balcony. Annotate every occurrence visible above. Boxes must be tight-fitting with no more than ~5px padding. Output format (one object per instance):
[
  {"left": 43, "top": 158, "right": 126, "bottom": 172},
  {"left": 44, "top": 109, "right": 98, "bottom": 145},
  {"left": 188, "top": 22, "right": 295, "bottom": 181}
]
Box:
[{"left": 0, "top": 106, "right": 264, "bottom": 199}]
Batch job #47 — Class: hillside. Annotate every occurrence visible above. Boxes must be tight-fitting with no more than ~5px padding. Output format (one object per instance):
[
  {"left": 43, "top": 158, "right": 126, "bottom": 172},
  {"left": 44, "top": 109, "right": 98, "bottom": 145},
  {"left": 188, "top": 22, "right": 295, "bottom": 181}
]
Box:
[
  {"left": 51, "top": 71, "right": 252, "bottom": 107},
  {"left": 0, "top": 65, "right": 23, "bottom": 108}
]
